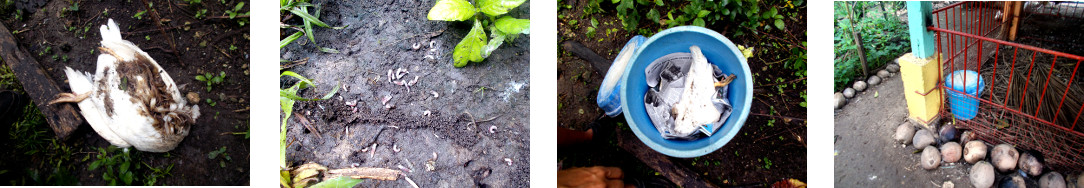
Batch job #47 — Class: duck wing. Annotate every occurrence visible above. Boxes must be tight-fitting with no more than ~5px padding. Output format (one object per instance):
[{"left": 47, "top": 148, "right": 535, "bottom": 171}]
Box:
[{"left": 63, "top": 65, "right": 131, "bottom": 148}]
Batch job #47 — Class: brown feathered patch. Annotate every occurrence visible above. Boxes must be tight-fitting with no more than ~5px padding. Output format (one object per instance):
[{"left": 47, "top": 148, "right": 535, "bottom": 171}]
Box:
[
  {"left": 98, "top": 66, "right": 115, "bottom": 116},
  {"left": 114, "top": 54, "right": 192, "bottom": 135}
]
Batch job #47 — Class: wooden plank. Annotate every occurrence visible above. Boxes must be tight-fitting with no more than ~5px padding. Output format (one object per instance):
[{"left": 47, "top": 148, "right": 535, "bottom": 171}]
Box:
[
  {"left": 561, "top": 40, "right": 611, "bottom": 75},
  {"left": 0, "top": 23, "right": 83, "bottom": 139},
  {"left": 617, "top": 129, "right": 718, "bottom": 188}
]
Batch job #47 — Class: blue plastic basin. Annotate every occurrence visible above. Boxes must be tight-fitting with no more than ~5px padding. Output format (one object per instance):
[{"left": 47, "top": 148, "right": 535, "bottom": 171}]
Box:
[
  {"left": 619, "top": 26, "right": 753, "bottom": 158},
  {"left": 945, "top": 70, "right": 985, "bottom": 120}
]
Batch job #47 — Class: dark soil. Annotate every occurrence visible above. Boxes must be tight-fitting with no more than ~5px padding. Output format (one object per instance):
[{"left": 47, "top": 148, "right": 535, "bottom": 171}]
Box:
[
  {"left": 1016, "top": 14, "right": 1084, "bottom": 56},
  {"left": 556, "top": 1, "right": 807, "bottom": 186},
  {"left": 0, "top": 0, "right": 250, "bottom": 185},
  {"left": 280, "top": 0, "right": 529, "bottom": 187}
]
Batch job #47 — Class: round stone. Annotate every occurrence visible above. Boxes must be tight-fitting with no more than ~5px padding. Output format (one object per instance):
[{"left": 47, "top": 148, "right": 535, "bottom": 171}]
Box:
[
  {"left": 878, "top": 70, "right": 891, "bottom": 78},
  {"left": 853, "top": 81, "right": 867, "bottom": 91},
  {"left": 835, "top": 92, "right": 847, "bottom": 109},
  {"left": 843, "top": 88, "right": 856, "bottom": 98},
  {"left": 868, "top": 76, "right": 882, "bottom": 85}
]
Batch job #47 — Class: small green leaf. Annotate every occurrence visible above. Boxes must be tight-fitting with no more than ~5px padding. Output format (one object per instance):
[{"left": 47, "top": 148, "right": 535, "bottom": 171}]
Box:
[
  {"left": 428, "top": 0, "right": 477, "bottom": 21},
  {"left": 478, "top": 0, "right": 526, "bottom": 17},
  {"left": 89, "top": 160, "right": 101, "bottom": 170},
  {"left": 692, "top": 18, "right": 705, "bottom": 27},
  {"left": 122, "top": 171, "right": 133, "bottom": 185},
  {"left": 646, "top": 9, "right": 660, "bottom": 23},
  {"left": 494, "top": 16, "right": 530, "bottom": 35},
  {"left": 310, "top": 176, "right": 364, "bottom": 188},
  {"left": 452, "top": 20, "right": 487, "bottom": 67},
  {"left": 697, "top": 10, "right": 711, "bottom": 18},
  {"left": 482, "top": 30, "right": 506, "bottom": 57},
  {"left": 774, "top": 19, "right": 785, "bottom": 30},
  {"left": 654, "top": 0, "right": 663, "bottom": 6},
  {"left": 195, "top": 75, "right": 206, "bottom": 81},
  {"left": 279, "top": 32, "right": 303, "bottom": 49},
  {"left": 287, "top": 8, "right": 330, "bottom": 28}
]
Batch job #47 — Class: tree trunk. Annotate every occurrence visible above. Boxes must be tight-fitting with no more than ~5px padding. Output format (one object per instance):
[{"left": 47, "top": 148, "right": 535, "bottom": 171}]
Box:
[{"left": 848, "top": 2, "right": 870, "bottom": 77}]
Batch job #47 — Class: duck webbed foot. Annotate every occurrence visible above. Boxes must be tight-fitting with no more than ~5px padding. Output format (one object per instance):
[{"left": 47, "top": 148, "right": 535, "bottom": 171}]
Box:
[{"left": 48, "top": 92, "right": 91, "bottom": 105}]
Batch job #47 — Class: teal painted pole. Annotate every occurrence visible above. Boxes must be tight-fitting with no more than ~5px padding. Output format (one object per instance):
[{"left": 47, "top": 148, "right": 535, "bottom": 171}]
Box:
[{"left": 907, "top": 1, "right": 936, "bottom": 58}]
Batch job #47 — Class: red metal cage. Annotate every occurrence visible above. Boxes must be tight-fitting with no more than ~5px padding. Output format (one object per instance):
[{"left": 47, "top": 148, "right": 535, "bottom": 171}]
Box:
[{"left": 928, "top": 2, "right": 1084, "bottom": 172}]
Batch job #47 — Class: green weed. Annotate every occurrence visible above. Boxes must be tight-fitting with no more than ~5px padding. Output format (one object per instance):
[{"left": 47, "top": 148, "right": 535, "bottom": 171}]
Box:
[
  {"left": 279, "top": 71, "right": 339, "bottom": 169},
  {"left": 89, "top": 146, "right": 137, "bottom": 185},
  {"left": 280, "top": 0, "right": 345, "bottom": 53},
  {"left": 194, "top": 71, "right": 226, "bottom": 92},
  {"left": 426, "top": 0, "right": 530, "bottom": 67}
]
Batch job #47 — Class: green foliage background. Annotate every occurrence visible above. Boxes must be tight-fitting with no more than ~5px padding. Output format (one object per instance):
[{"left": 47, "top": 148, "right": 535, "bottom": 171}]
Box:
[{"left": 833, "top": 1, "right": 909, "bottom": 91}]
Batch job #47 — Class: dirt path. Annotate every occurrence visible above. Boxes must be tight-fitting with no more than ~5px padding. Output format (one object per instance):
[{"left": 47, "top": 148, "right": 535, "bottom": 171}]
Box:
[
  {"left": 280, "top": 0, "right": 530, "bottom": 187},
  {"left": 834, "top": 72, "right": 973, "bottom": 187}
]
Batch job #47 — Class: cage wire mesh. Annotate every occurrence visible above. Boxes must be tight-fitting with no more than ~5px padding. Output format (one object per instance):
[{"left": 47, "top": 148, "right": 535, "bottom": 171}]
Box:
[{"left": 929, "top": 1, "right": 1084, "bottom": 172}]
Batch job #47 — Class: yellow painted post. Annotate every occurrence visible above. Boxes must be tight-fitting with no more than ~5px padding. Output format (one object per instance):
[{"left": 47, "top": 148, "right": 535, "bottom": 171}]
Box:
[
  {"left": 902, "top": 2, "right": 942, "bottom": 128},
  {"left": 898, "top": 53, "right": 943, "bottom": 128}
]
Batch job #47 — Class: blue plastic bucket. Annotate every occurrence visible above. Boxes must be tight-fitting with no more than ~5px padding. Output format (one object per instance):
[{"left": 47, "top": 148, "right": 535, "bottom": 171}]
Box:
[
  {"left": 944, "top": 70, "right": 985, "bottom": 120},
  {"left": 619, "top": 26, "right": 752, "bottom": 158}
]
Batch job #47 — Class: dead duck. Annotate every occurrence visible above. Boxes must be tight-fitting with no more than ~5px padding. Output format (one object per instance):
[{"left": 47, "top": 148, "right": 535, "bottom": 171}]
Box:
[{"left": 48, "top": 19, "right": 199, "bottom": 152}]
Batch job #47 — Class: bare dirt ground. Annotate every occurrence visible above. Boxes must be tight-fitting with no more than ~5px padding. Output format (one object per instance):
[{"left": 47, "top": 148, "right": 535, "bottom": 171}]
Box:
[
  {"left": 834, "top": 71, "right": 974, "bottom": 187},
  {"left": 0, "top": 0, "right": 250, "bottom": 185},
  {"left": 280, "top": 0, "right": 530, "bottom": 187}
]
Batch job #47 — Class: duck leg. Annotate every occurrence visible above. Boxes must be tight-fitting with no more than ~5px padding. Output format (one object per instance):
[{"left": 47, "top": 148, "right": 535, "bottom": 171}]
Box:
[
  {"left": 98, "top": 47, "right": 124, "bottom": 61},
  {"left": 47, "top": 92, "right": 91, "bottom": 105},
  {"left": 714, "top": 74, "right": 737, "bottom": 88}
]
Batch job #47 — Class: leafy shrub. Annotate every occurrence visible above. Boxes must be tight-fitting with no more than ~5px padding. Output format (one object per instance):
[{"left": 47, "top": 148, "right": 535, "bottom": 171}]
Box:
[
  {"left": 427, "top": 0, "right": 531, "bottom": 67},
  {"left": 834, "top": 1, "right": 908, "bottom": 90},
  {"left": 612, "top": 0, "right": 801, "bottom": 36}
]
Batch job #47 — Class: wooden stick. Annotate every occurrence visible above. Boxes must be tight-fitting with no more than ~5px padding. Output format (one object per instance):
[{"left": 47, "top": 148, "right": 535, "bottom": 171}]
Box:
[
  {"left": 324, "top": 167, "right": 401, "bottom": 181},
  {"left": 0, "top": 23, "right": 83, "bottom": 139},
  {"left": 1010, "top": 1, "right": 1022, "bottom": 41},
  {"left": 616, "top": 129, "right": 719, "bottom": 188}
]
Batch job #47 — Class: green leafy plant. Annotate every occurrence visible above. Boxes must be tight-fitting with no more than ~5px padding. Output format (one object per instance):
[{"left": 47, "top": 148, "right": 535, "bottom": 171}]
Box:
[
  {"left": 833, "top": 1, "right": 907, "bottom": 90},
  {"left": 280, "top": 0, "right": 344, "bottom": 53},
  {"left": 195, "top": 71, "right": 226, "bottom": 92},
  {"left": 142, "top": 163, "right": 173, "bottom": 186},
  {"left": 279, "top": 71, "right": 338, "bottom": 169},
  {"left": 208, "top": 146, "right": 231, "bottom": 168},
  {"left": 194, "top": 9, "right": 208, "bottom": 19},
  {"left": 61, "top": 1, "right": 79, "bottom": 16},
  {"left": 426, "top": 0, "right": 531, "bottom": 67},
  {"left": 133, "top": 10, "right": 146, "bottom": 20},
  {"left": 225, "top": 2, "right": 249, "bottom": 26},
  {"left": 613, "top": 0, "right": 801, "bottom": 36},
  {"left": 89, "top": 146, "right": 137, "bottom": 185}
]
